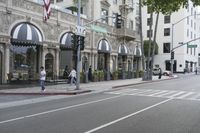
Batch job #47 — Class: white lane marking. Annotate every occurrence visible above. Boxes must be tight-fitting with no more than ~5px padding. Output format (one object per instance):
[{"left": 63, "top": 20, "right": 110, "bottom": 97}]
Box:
[
  {"left": 157, "top": 91, "right": 177, "bottom": 97},
  {"left": 168, "top": 91, "right": 186, "bottom": 98},
  {"left": 84, "top": 98, "right": 172, "bottom": 133},
  {"left": 138, "top": 90, "right": 160, "bottom": 95},
  {"left": 114, "top": 89, "right": 139, "bottom": 93},
  {"left": 106, "top": 89, "right": 139, "bottom": 95},
  {"left": 189, "top": 93, "right": 200, "bottom": 100},
  {"left": 0, "top": 95, "right": 123, "bottom": 124},
  {"left": 130, "top": 89, "right": 154, "bottom": 95},
  {"left": 148, "top": 90, "right": 168, "bottom": 96},
  {"left": 176, "top": 92, "right": 194, "bottom": 99}
]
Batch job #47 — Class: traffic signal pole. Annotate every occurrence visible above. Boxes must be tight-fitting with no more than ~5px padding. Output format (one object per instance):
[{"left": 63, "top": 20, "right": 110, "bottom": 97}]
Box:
[{"left": 76, "top": 0, "right": 81, "bottom": 90}]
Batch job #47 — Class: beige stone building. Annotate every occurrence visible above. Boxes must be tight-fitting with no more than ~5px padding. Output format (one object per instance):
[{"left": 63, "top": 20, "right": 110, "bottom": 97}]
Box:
[{"left": 0, "top": 0, "right": 142, "bottom": 84}]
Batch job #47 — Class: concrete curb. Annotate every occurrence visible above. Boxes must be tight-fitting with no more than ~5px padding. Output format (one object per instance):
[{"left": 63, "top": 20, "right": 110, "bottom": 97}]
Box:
[{"left": 0, "top": 90, "right": 92, "bottom": 95}]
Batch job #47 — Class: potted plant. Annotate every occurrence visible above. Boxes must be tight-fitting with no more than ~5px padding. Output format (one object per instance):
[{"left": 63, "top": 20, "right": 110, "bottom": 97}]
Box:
[
  {"left": 139, "top": 70, "right": 144, "bottom": 77},
  {"left": 98, "top": 70, "right": 104, "bottom": 81},
  {"left": 80, "top": 72, "right": 84, "bottom": 83},
  {"left": 112, "top": 71, "right": 118, "bottom": 80},
  {"left": 92, "top": 70, "right": 98, "bottom": 82}
]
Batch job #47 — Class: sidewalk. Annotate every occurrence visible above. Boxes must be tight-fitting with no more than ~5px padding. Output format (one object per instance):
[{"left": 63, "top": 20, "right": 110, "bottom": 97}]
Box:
[{"left": 0, "top": 75, "right": 178, "bottom": 95}]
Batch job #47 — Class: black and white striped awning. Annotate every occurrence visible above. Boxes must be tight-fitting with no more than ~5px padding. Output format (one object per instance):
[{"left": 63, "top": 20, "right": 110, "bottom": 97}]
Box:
[
  {"left": 134, "top": 46, "right": 142, "bottom": 57},
  {"left": 118, "top": 44, "right": 129, "bottom": 55},
  {"left": 97, "top": 39, "right": 111, "bottom": 53},
  {"left": 11, "top": 23, "right": 42, "bottom": 46},
  {"left": 60, "top": 32, "right": 74, "bottom": 49}
]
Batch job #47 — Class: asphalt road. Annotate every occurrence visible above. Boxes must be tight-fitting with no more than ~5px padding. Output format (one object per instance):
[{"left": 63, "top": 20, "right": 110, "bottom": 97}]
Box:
[{"left": 1, "top": 74, "right": 200, "bottom": 133}]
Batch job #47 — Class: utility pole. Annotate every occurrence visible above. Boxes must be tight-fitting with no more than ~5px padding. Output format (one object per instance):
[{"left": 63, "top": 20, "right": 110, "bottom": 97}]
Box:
[{"left": 76, "top": 0, "right": 81, "bottom": 90}]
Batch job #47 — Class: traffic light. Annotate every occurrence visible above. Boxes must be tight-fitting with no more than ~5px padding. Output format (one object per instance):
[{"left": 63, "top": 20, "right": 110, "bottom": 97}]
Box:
[
  {"left": 76, "top": 35, "right": 85, "bottom": 50},
  {"left": 116, "top": 13, "right": 122, "bottom": 28},
  {"left": 70, "top": 33, "right": 76, "bottom": 49},
  {"left": 171, "top": 51, "right": 174, "bottom": 59}
]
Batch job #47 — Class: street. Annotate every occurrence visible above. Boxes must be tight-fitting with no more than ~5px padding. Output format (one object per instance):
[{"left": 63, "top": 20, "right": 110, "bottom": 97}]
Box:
[{"left": 1, "top": 75, "right": 200, "bottom": 133}]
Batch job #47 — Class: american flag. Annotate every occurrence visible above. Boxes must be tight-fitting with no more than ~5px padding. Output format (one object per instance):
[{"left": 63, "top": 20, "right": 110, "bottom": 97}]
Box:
[{"left": 43, "top": 0, "right": 51, "bottom": 21}]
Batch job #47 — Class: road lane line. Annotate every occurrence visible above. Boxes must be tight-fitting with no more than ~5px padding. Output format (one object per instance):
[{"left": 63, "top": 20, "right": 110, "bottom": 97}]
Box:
[
  {"left": 168, "top": 91, "right": 186, "bottom": 98},
  {"left": 157, "top": 91, "right": 177, "bottom": 97},
  {"left": 0, "top": 95, "right": 123, "bottom": 124},
  {"left": 176, "top": 92, "right": 194, "bottom": 99},
  {"left": 84, "top": 98, "right": 172, "bottom": 133},
  {"left": 148, "top": 90, "right": 168, "bottom": 96}
]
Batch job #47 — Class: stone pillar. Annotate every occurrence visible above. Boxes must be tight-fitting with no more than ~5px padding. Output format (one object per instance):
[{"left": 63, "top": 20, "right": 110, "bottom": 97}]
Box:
[
  {"left": 106, "top": 54, "right": 110, "bottom": 80},
  {"left": 115, "top": 55, "right": 118, "bottom": 71},
  {"left": 55, "top": 47, "right": 60, "bottom": 78},
  {"left": 94, "top": 53, "right": 98, "bottom": 70},
  {"left": 4, "top": 43, "right": 10, "bottom": 83}
]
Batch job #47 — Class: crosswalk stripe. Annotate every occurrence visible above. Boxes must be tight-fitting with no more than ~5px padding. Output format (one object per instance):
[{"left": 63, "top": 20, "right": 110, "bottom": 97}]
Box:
[
  {"left": 157, "top": 91, "right": 177, "bottom": 97},
  {"left": 129, "top": 89, "right": 154, "bottom": 95},
  {"left": 115, "top": 89, "right": 138, "bottom": 93},
  {"left": 168, "top": 91, "right": 186, "bottom": 98},
  {"left": 189, "top": 93, "right": 200, "bottom": 99},
  {"left": 148, "top": 90, "right": 168, "bottom": 96},
  {"left": 141, "top": 90, "right": 161, "bottom": 96},
  {"left": 136, "top": 90, "right": 160, "bottom": 95},
  {"left": 105, "top": 89, "right": 200, "bottom": 101},
  {"left": 176, "top": 92, "right": 194, "bottom": 99}
]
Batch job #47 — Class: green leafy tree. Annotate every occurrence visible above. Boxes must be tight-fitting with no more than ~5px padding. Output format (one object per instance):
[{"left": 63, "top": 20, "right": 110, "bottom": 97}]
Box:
[{"left": 143, "top": 40, "right": 158, "bottom": 57}]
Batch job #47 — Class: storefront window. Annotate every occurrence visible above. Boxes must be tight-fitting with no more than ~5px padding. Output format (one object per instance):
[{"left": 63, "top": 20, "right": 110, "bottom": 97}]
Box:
[{"left": 9, "top": 45, "right": 38, "bottom": 81}]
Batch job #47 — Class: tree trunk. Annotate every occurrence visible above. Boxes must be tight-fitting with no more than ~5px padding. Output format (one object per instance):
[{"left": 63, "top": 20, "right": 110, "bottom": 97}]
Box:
[
  {"left": 150, "top": 13, "right": 159, "bottom": 80},
  {"left": 147, "top": 13, "right": 153, "bottom": 80},
  {"left": 139, "top": 0, "right": 147, "bottom": 80}
]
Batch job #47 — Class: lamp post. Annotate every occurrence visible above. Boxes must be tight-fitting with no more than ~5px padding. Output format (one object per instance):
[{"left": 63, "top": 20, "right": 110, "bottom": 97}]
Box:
[{"left": 171, "top": 13, "right": 200, "bottom": 75}]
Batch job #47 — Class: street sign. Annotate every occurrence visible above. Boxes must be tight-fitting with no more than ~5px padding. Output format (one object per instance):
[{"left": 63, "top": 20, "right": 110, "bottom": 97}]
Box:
[
  {"left": 76, "top": 25, "right": 86, "bottom": 36},
  {"left": 187, "top": 44, "right": 197, "bottom": 48},
  {"left": 90, "top": 25, "right": 107, "bottom": 33}
]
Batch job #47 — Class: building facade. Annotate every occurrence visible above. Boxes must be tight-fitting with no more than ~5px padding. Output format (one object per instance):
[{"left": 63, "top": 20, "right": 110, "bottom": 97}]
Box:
[
  {"left": 142, "top": 0, "right": 200, "bottom": 73},
  {"left": 0, "top": 0, "right": 142, "bottom": 84}
]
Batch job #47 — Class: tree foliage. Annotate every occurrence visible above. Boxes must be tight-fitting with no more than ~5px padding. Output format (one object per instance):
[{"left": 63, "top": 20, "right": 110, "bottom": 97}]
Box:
[
  {"left": 143, "top": 40, "right": 158, "bottom": 57},
  {"left": 142, "top": 0, "right": 200, "bottom": 14}
]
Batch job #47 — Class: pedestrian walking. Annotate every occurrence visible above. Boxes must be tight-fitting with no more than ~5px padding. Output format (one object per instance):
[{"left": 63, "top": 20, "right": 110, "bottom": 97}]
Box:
[
  {"left": 63, "top": 65, "right": 69, "bottom": 79},
  {"left": 195, "top": 67, "right": 198, "bottom": 75},
  {"left": 68, "top": 68, "right": 77, "bottom": 85},
  {"left": 158, "top": 68, "right": 162, "bottom": 79},
  {"left": 40, "top": 66, "right": 46, "bottom": 92},
  {"left": 88, "top": 65, "right": 92, "bottom": 81}
]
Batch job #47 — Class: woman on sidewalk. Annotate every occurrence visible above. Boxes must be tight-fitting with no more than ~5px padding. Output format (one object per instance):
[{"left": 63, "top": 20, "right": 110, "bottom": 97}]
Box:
[
  {"left": 40, "top": 66, "right": 46, "bottom": 92},
  {"left": 68, "top": 68, "right": 77, "bottom": 85}
]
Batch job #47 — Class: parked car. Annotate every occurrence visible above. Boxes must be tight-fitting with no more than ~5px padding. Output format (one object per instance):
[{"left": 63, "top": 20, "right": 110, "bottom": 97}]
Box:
[
  {"left": 153, "top": 68, "right": 160, "bottom": 75},
  {"left": 163, "top": 70, "right": 171, "bottom": 76}
]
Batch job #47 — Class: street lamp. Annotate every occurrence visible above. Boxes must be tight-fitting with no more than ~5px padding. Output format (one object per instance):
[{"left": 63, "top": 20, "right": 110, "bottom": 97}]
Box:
[{"left": 171, "top": 13, "right": 200, "bottom": 75}]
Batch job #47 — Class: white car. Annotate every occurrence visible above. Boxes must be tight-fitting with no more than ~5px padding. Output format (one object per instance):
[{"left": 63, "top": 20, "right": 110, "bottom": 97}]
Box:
[
  {"left": 153, "top": 68, "right": 160, "bottom": 75},
  {"left": 163, "top": 70, "right": 171, "bottom": 76}
]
